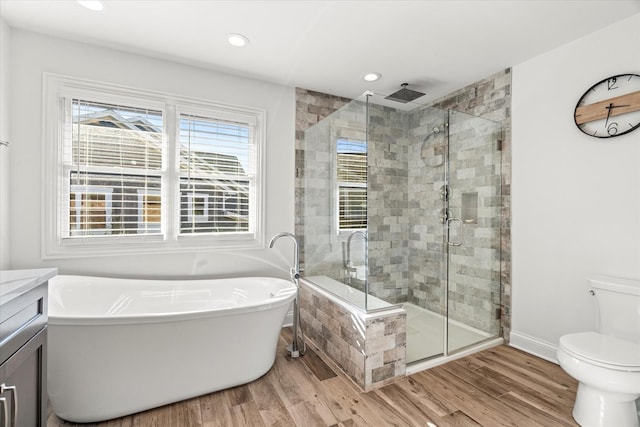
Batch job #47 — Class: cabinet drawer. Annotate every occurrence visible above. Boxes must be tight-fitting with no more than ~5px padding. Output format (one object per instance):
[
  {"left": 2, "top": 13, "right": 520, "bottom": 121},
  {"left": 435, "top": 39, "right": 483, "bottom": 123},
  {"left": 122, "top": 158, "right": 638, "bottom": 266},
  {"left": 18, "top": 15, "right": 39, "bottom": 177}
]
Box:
[
  {"left": 0, "top": 284, "right": 47, "bottom": 365},
  {"left": 0, "top": 327, "right": 47, "bottom": 427}
]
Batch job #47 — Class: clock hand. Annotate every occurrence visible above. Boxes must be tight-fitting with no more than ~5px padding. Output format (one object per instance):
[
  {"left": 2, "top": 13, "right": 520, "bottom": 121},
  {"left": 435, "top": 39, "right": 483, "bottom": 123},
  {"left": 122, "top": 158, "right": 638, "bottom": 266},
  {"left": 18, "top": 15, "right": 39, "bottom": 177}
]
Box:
[
  {"left": 604, "top": 104, "right": 631, "bottom": 126},
  {"left": 605, "top": 103, "right": 613, "bottom": 127}
]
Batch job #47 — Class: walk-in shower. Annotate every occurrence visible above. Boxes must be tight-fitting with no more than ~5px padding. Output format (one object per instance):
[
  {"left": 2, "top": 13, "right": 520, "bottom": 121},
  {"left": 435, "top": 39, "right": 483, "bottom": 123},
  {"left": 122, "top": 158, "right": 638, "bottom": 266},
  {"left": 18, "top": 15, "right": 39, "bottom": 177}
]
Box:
[{"left": 299, "top": 90, "right": 503, "bottom": 366}]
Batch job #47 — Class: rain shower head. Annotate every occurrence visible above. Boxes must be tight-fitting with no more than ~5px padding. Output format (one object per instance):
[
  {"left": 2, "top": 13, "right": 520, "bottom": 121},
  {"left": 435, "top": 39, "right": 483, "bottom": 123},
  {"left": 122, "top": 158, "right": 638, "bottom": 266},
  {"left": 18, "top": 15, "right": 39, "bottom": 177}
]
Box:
[{"left": 384, "top": 83, "right": 425, "bottom": 104}]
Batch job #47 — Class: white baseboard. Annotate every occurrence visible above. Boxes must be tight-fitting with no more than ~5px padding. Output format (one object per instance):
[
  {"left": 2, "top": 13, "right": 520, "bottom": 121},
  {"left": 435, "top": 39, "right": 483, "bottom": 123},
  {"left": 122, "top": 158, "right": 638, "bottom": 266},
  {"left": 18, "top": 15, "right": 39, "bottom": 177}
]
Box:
[{"left": 509, "top": 330, "right": 559, "bottom": 364}]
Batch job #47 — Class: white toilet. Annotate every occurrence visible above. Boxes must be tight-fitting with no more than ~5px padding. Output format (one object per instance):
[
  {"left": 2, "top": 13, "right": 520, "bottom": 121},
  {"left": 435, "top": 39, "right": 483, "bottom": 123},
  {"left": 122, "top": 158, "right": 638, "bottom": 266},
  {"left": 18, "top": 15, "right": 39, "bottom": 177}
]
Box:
[{"left": 557, "top": 275, "right": 640, "bottom": 427}]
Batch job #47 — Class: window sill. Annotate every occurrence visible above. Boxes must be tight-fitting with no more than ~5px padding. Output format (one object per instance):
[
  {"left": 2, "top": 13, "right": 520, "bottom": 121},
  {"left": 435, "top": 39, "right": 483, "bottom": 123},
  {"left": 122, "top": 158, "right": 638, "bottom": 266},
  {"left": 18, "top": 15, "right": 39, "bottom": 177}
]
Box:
[{"left": 41, "top": 234, "right": 264, "bottom": 259}]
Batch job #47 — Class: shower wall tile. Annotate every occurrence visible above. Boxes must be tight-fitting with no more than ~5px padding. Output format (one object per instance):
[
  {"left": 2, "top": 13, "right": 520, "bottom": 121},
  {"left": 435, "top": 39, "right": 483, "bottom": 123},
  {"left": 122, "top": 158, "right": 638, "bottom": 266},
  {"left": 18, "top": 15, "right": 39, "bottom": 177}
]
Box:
[
  {"left": 294, "top": 88, "right": 351, "bottom": 269},
  {"left": 425, "top": 68, "right": 512, "bottom": 338},
  {"left": 295, "top": 67, "right": 512, "bottom": 343},
  {"left": 365, "top": 106, "right": 411, "bottom": 304},
  {"left": 299, "top": 281, "right": 406, "bottom": 391}
]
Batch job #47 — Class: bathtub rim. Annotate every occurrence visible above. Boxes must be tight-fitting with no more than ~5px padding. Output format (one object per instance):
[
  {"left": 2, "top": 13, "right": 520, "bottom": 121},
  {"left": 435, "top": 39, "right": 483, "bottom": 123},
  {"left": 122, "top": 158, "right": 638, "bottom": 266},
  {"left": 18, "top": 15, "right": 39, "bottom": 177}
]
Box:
[
  {"left": 49, "top": 275, "right": 297, "bottom": 326},
  {"left": 301, "top": 276, "right": 405, "bottom": 319}
]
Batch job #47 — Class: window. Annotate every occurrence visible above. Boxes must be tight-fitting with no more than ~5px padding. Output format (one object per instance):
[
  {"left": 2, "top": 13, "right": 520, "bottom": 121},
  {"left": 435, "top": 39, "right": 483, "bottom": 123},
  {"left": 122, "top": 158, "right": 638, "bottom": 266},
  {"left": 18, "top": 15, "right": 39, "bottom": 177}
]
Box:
[
  {"left": 43, "top": 74, "right": 265, "bottom": 258},
  {"left": 179, "top": 114, "right": 252, "bottom": 233},
  {"left": 336, "top": 138, "right": 367, "bottom": 231},
  {"left": 64, "top": 100, "right": 163, "bottom": 238}
]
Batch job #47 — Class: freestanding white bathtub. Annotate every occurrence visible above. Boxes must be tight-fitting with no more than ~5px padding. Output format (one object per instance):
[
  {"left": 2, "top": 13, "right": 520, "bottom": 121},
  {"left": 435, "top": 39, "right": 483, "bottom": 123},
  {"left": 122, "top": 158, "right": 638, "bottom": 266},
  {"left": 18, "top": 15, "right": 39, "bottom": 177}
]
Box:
[{"left": 47, "top": 275, "right": 297, "bottom": 423}]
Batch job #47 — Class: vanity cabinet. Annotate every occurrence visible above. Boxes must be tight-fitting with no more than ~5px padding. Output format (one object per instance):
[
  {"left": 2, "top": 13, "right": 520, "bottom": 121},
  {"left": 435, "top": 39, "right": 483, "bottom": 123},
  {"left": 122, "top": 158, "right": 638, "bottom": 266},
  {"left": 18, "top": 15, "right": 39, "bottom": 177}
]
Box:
[{"left": 0, "top": 269, "right": 56, "bottom": 427}]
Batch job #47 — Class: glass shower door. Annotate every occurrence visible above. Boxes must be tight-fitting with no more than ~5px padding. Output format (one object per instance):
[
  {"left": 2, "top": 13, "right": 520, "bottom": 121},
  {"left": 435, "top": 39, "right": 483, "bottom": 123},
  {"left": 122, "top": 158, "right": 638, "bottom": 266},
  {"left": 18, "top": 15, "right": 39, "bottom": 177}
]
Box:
[
  {"left": 445, "top": 110, "right": 502, "bottom": 353},
  {"left": 405, "top": 105, "right": 449, "bottom": 363}
]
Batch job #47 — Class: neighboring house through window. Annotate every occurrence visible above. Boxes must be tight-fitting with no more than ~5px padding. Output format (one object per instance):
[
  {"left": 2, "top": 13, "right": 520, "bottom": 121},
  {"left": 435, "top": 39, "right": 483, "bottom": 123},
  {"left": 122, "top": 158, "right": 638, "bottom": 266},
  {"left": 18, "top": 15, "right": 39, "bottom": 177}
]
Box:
[
  {"left": 137, "top": 190, "right": 161, "bottom": 233},
  {"left": 179, "top": 114, "right": 251, "bottom": 233},
  {"left": 69, "top": 186, "right": 113, "bottom": 236},
  {"left": 43, "top": 74, "right": 265, "bottom": 258}
]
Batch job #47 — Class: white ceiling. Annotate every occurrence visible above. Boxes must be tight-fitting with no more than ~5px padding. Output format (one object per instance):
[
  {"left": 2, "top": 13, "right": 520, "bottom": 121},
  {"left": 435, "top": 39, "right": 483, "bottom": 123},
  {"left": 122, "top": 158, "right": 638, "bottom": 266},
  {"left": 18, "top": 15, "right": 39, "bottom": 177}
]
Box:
[{"left": 1, "top": 1, "right": 639, "bottom": 104}]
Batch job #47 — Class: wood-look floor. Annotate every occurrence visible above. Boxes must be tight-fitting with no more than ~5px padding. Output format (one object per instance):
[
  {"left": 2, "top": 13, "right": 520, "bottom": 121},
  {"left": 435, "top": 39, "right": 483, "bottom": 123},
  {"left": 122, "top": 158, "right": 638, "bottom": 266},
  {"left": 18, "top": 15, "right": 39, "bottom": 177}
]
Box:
[{"left": 48, "top": 328, "right": 579, "bottom": 427}]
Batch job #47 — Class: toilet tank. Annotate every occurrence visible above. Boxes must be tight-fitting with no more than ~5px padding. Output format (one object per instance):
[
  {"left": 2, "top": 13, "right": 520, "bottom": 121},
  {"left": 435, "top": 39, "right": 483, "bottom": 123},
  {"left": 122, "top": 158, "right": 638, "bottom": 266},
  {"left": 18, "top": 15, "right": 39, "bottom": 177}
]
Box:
[{"left": 590, "top": 275, "right": 640, "bottom": 343}]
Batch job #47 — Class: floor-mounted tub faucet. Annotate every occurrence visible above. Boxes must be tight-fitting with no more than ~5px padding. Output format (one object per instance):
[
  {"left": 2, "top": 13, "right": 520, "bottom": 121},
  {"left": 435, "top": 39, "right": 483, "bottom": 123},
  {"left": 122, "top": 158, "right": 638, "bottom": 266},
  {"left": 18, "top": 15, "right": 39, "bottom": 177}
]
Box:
[
  {"left": 269, "top": 232, "right": 306, "bottom": 358},
  {"left": 269, "top": 232, "right": 301, "bottom": 282}
]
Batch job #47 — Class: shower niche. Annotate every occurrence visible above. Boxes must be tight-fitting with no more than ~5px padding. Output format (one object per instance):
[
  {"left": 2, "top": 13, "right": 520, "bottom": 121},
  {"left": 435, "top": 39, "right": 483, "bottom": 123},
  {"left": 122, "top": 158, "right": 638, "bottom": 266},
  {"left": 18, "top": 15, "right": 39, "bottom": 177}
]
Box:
[{"left": 298, "top": 89, "right": 503, "bottom": 368}]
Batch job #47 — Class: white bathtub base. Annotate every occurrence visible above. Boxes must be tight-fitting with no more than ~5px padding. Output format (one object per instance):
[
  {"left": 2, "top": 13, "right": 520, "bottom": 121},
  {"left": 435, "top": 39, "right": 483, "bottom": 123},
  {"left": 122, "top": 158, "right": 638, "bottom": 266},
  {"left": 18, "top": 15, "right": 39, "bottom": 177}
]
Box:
[
  {"left": 47, "top": 275, "right": 296, "bottom": 423},
  {"left": 49, "top": 309, "right": 286, "bottom": 422}
]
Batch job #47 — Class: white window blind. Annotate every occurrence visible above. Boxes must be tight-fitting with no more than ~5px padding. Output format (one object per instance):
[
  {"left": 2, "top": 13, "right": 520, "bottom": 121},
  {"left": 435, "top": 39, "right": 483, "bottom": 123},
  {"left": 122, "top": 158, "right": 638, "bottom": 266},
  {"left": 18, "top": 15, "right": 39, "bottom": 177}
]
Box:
[
  {"left": 63, "top": 99, "right": 164, "bottom": 237},
  {"left": 179, "top": 114, "right": 254, "bottom": 235},
  {"left": 337, "top": 138, "right": 367, "bottom": 230}
]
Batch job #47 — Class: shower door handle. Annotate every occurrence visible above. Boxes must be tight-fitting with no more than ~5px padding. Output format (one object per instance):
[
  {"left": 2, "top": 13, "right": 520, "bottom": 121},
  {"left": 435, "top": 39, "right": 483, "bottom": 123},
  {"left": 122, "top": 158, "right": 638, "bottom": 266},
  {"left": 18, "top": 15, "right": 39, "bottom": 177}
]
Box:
[{"left": 446, "top": 217, "right": 463, "bottom": 246}]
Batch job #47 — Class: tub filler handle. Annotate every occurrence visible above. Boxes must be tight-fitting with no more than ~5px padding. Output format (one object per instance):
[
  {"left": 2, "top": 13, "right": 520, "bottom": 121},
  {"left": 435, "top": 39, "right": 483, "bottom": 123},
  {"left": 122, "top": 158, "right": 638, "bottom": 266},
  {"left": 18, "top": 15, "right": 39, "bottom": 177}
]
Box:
[{"left": 0, "top": 383, "right": 17, "bottom": 427}]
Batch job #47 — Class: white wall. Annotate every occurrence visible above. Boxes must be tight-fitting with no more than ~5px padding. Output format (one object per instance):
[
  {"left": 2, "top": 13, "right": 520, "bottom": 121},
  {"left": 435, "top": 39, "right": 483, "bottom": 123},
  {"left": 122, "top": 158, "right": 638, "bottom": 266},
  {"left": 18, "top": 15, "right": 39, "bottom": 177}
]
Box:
[
  {"left": 7, "top": 29, "right": 297, "bottom": 279},
  {"left": 511, "top": 13, "right": 640, "bottom": 361},
  {"left": 0, "top": 19, "right": 10, "bottom": 270}
]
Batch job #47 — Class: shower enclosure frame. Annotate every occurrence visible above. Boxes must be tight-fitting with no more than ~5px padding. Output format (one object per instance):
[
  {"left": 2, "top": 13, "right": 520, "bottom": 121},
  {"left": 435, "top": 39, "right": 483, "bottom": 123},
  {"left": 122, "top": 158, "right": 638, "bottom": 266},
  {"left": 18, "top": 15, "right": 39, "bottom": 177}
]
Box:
[{"left": 297, "top": 80, "right": 510, "bottom": 368}]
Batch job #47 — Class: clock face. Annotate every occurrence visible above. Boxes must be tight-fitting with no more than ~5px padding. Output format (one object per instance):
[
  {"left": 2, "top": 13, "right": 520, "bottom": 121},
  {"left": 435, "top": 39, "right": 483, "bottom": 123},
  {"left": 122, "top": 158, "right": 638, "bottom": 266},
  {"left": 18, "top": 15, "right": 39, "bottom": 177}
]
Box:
[{"left": 574, "top": 73, "right": 640, "bottom": 138}]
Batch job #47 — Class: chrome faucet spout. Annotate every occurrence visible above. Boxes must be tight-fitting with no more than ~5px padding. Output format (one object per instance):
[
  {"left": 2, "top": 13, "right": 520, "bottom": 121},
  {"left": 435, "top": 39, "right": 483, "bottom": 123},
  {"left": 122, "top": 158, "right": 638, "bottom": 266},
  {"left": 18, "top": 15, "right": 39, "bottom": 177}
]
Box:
[
  {"left": 268, "top": 232, "right": 300, "bottom": 278},
  {"left": 346, "top": 230, "right": 367, "bottom": 269}
]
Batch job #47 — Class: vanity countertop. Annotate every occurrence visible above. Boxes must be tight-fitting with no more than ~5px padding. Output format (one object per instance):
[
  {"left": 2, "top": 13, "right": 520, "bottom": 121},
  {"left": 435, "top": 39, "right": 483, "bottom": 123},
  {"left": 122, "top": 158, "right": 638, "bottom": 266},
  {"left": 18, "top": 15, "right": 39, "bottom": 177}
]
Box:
[{"left": 0, "top": 268, "right": 58, "bottom": 305}]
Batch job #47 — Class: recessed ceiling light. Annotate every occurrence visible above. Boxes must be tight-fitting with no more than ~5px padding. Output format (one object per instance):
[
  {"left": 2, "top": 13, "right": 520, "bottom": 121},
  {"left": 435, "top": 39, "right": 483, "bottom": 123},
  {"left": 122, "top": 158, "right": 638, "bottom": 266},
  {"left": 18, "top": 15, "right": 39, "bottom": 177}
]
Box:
[
  {"left": 227, "top": 33, "right": 249, "bottom": 47},
  {"left": 363, "top": 72, "right": 382, "bottom": 82},
  {"left": 77, "top": 1, "right": 104, "bottom": 11}
]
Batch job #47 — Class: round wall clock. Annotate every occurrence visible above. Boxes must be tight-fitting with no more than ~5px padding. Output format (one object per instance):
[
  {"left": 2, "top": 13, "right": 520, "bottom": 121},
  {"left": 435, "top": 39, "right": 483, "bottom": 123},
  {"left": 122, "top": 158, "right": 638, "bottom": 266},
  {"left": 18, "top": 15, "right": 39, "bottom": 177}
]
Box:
[{"left": 574, "top": 73, "right": 640, "bottom": 138}]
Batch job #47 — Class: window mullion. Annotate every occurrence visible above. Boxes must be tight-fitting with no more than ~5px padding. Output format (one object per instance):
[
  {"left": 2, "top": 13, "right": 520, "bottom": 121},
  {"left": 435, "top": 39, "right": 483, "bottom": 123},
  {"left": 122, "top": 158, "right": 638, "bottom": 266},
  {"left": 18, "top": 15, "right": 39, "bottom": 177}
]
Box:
[{"left": 164, "top": 103, "right": 178, "bottom": 241}]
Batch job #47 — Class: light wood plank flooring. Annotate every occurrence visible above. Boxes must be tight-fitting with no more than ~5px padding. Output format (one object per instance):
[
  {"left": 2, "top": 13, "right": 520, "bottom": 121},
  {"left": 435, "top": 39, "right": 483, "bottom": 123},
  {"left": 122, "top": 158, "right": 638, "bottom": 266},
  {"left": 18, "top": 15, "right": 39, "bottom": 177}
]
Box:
[{"left": 48, "top": 328, "right": 579, "bottom": 426}]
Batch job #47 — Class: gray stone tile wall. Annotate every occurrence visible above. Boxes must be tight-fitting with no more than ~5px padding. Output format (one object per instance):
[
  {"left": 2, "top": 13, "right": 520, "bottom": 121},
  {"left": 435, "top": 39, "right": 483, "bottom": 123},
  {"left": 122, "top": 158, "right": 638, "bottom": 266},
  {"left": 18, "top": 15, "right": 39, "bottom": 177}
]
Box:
[
  {"left": 297, "top": 96, "right": 369, "bottom": 287},
  {"left": 294, "top": 67, "right": 512, "bottom": 348},
  {"left": 406, "top": 107, "right": 449, "bottom": 316},
  {"left": 294, "top": 88, "right": 351, "bottom": 270},
  {"left": 365, "top": 104, "right": 411, "bottom": 304},
  {"left": 428, "top": 69, "right": 512, "bottom": 338},
  {"left": 299, "top": 280, "right": 406, "bottom": 391}
]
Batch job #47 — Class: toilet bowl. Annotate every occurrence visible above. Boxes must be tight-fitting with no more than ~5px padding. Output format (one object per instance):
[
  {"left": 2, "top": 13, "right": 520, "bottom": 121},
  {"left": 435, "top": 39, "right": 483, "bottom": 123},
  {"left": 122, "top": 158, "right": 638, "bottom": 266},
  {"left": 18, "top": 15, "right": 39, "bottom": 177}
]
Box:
[
  {"left": 557, "top": 275, "right": 640, "bottom": 427},
  {"left": 557, "top": 332, "right": 640, "bottom": 427}
]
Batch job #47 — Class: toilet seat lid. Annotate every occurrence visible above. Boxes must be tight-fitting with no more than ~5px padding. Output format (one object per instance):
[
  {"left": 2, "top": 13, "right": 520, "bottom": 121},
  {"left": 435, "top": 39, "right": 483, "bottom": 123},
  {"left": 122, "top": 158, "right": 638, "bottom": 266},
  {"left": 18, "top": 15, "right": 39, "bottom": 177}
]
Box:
[{"left": 560, "top": 332, "right": 640, "bottom": 370}]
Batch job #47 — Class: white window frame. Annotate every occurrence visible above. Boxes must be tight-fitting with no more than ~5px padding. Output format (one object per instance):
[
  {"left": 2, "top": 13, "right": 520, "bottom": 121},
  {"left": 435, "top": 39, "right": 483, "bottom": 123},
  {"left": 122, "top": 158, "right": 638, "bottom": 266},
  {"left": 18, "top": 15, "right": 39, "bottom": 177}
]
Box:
[
  {"left": 175, "top": 104, "right": 257, "bottom": 239},
  {"left": 42, "top": 73, "right": 266, "bottom": 259}
]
